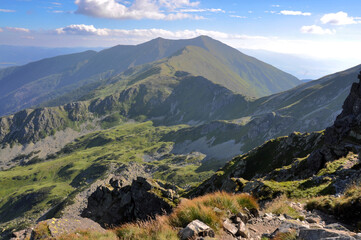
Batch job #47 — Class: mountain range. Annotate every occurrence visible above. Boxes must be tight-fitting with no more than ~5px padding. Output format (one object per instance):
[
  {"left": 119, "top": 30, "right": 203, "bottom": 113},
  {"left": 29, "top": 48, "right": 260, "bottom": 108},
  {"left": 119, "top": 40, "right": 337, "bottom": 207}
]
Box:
[
  {"left": 0, "top": 36, "right": 360, "bottom": 240},
  {"left": 0, "top": 36, "right": 300, "bottom": 117}
]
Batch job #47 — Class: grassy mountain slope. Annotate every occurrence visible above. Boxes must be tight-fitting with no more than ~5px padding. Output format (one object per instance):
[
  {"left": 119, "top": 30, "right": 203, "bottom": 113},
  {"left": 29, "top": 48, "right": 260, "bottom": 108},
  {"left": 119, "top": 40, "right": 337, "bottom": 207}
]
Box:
[
  {"left": 0, "top": 36, "right": 300, "bottom": 117},
  {"left": 168, "top": 64, "right": 361, "bottom": 164},
  {"left": 0, "top": 121, "right": 221, "bottom": 234}
]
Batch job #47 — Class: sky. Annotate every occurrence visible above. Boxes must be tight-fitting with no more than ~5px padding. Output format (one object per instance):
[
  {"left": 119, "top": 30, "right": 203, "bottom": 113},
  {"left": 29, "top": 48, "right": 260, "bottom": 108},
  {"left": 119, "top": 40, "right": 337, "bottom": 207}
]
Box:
[{"left": 1, "top": 0, "right": 361, "bottom": 79}]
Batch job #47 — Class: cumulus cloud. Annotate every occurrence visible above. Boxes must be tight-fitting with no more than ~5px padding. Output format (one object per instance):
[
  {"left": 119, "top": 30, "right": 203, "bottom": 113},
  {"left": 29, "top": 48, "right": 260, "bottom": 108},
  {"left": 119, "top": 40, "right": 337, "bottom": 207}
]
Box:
[
  {"left": 280, "top": 10, "right": 311, "bottom": 16},
  {"left": 5, "top": 27, "right": 30, "bottom": 33},
  {"left": 74, "top": 0, "right": 202, "bottom": 20},
  {"left": 321, "top": 11, "right": 357, "bottom": 25},
  {"left": 56, "top": 24, "right": 109, "bottom": 35},
  {"left": 55, "top": 24, "right": 268, "bottom": 41},
  {"left": 0, "top": 9, "right": 16, "bottom": 13},
  {"left": 158, "top": 0, "right": 199, "bottom": 10},
  {"left": 300, "top": 25, "right": 335, "bottom": 35}
]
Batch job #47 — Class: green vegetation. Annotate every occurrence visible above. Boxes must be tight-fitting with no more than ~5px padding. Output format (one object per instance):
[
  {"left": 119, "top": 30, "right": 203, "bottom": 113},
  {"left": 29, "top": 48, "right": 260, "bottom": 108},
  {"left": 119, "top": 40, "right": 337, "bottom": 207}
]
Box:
[
  {"left": 264, "top": 195, "right": 305, "bottom": 221},
  {"left": 306, "top": 183, "right": 361, "bottom": 230},
  {"left": 0, "top": 121, "right": 226, "bottom": 233}
]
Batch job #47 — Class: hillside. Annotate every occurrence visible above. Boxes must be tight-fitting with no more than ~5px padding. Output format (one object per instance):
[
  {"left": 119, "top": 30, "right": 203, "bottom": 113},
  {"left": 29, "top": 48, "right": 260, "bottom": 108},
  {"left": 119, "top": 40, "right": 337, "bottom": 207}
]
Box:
[
  {"left": 1, "top": 61, "right": 360, "bottom": 174},
  {"left": 0, "top": 36, "right": 300, "bottom": 117},
  {"left": 2, "top": 72, "right": 361, "bottom": 240}
]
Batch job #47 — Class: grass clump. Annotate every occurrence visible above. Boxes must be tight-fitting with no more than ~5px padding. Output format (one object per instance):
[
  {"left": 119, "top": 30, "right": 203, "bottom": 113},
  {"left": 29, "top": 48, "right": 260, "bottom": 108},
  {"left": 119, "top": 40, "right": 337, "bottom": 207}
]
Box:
[
  {"left": 264, "top": 195, "right": 305, "bottom": 221},
  {"left": 116, "top": 192, "right": 258, "bottom": 239},
  {"left": 31, "top": 222, "right": 52, "bottom": 240},
  {"left": 115, "top": 216, "right": 178, "bottom": 240},
  {"left": 58, "top": 230, "right": 118, "bottom": 240},
  {"left": 169, "top": 192, "right": 258, "bottom": 231}
]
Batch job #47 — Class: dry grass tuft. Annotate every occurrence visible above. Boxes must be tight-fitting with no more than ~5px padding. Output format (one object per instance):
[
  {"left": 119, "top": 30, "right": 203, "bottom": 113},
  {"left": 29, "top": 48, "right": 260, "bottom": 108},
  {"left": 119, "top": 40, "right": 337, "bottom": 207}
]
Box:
[
  {"left": 116, "top": 191, "right": 258, "bottom": 239},
  {"left": 58, "top": 230, "right": 118, "bottom": 240},
  {"left": 115, "top": 215, "right": 178, "bottom": 240}
]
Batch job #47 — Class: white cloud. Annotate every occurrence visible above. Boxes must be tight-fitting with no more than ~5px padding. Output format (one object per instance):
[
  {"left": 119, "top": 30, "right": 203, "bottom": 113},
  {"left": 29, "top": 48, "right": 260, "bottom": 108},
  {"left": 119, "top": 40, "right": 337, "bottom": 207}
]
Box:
[
  {"left": 300, "top": 25, "right": 335, "bottom": 35},
  {"left": 55, "top": 25, "right": 267, "bottom": 41},
  {"left": 280, "top": 10, "right": 311, "bottom": 16},
  {"left": 179, "top": 8, "right": 225, "bottom": 13},
  {"left": 51, "top": 2, "right": 62, "bottom": 5},
  {"left": 5, "top": 27, "right": 30, "bottom": 33},
  {"left": 74, "top": 0, "right": 201, "bottom": 20},
  {"left": 0, "top": 28, "right": 3, "bottom": 32},
  {"left": 158, "top": 0, "right": 199, "bottom": 10},
  {"left": 271, "top": 5, "right": 280, "bottom": 7},
  {"left": 230, "top": 15, "right": 247, "bottom": 19},
  {"left": 56, "top": 24, "right": 109, "bottom": 36},
  {"left": 0, "top": 9, "right": 16, "bottom": 13},
  {"left": 321, "top": 11, "right": 357, "bottom": 25}
]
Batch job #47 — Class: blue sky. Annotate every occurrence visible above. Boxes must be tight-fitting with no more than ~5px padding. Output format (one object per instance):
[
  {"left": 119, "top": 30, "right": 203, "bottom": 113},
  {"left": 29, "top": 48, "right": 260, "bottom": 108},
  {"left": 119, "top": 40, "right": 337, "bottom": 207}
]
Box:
[{"left": 1, "top": 0, "right": 361, "bottom": 78}]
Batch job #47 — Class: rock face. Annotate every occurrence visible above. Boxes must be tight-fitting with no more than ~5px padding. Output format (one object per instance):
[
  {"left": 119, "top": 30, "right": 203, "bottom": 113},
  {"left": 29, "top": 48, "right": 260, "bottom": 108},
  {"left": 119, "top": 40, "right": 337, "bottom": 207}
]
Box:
[
  {"left": 307, "top": 71, "right": 361, "bottom": 172},
  {"left": 82, "top": 177, "right": 179, "bottom": 227}
]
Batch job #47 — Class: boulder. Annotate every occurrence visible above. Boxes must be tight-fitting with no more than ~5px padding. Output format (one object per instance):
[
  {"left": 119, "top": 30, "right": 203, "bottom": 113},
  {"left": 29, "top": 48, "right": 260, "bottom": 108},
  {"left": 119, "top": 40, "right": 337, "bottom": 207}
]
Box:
[
  {"left": 82, "top": 177, "right": 179, "bottom": 227},
  {"left": 179, "top": 220, "right": 215, "bottom": 240},
  {"left": 236, "top": 221, "right": 249, "bottom": 238},
  {"left": 223, "top": 219, "right": 238, "bottom": 236},
  {"left": 299, "top": 228, "right": 356, "bottom": 240},
  {"left": 27, "top": 218, "right": 105, "bottom": 240}
]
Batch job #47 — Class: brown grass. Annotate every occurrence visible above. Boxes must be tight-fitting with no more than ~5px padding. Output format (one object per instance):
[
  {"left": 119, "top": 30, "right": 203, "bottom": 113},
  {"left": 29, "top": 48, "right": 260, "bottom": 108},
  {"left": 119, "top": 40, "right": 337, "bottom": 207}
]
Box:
[
  {"left": 116, "top": 191, "right": 258, "bottom": 239},
  {"left": 115, "top": 216, "right": 178, "bottom": 240},
  {"left": 58, "top": 230, "right": 118, "bottom": 240}
]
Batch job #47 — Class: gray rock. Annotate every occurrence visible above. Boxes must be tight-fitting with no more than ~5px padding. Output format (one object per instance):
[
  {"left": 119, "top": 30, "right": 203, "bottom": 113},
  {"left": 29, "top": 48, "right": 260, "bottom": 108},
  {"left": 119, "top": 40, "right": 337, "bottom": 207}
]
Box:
[
  {"left": 179, "top": 220, "right": 215, "bottom": 240},
  {"left": 299, "top": 228, "right": 356, "bottom": 240},
  {"left": 223, "top": 219, "right": 238, "bottom": 236},
  {"left": 306, "top": 217, "right": 320, "bottom": 224},
  {"left": 236, "top": 211, "right": 249, "bottom": 223},
  {"left": 236, "top": 221, "right": 249, "bottom": 238},
  {"left": 325, "top": 223, "right": 350, "bottom": 232}
]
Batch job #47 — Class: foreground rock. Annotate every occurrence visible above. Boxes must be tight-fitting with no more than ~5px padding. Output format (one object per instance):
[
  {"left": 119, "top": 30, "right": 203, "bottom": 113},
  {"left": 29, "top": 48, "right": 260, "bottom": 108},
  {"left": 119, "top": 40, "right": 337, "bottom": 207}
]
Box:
[
  {"left": 11, "top": 217, "right": 104, "bottom": 240},
  {"left": 179, "top": 220, "right": 215, "bottom": 240},
  {"left": 82, "top": 177, "right": 179, "bottom": 227}
]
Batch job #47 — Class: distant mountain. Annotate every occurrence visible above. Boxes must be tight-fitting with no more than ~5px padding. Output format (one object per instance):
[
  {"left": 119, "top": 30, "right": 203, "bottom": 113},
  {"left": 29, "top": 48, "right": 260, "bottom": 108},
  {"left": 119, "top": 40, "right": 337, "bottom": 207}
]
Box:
[
  {"left": 161, "top": 64, "right": 361, "bottom": 166},
  {"left": 301, "top": 79, "right": 313, "bottom": 83},
  {"left": 0, "top": 36, "right": 300, "bottom": 117},
  {"left": 0, "top": 45, "right": 103, "bottom": 68}
]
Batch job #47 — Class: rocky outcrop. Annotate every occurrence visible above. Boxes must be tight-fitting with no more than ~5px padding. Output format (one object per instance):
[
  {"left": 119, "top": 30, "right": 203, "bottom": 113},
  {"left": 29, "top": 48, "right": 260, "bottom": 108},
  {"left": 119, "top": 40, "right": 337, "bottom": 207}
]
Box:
[
  {"left": 188, "top": 131, "right": 323, "bottom": 197},
  {"left": 0, "top": 103, "right": 93, "bottom": 146},
  {"left": 82, "top": 177, "right": 179, "bottom": 227},
  {"left": 306, "top": 72, "right": 361, "bottom": 171},
  {"left": 10, "top": 217, "right": 105, "bottom": 240}
]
